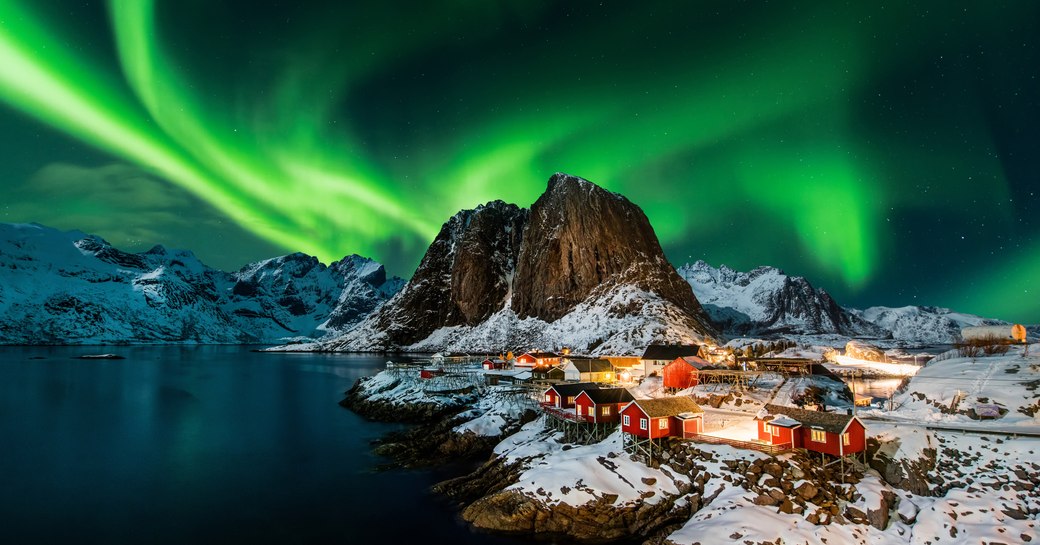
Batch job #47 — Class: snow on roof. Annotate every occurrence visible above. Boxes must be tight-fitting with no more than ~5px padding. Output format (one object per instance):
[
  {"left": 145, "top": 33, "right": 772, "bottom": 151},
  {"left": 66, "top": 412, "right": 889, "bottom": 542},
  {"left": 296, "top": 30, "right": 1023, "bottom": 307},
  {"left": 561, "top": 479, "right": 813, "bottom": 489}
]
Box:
[
  {"left": 629, "top": 396, "right": 704, "bottom": 417},
  {"left": 763, "top": 403, "right": 855, "bottom": 434}
]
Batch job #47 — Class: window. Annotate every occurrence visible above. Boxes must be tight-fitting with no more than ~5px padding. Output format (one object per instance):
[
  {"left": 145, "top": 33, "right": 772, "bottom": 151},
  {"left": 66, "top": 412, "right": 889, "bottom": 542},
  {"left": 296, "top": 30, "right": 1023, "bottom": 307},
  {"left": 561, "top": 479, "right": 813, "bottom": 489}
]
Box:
[
  {"left": 576, "top": 405, "right": 583, "bottom": 416},
  {"left": 842, "top": 433, "right": 851, "bottom": 446},
  {"left": 772, "top": 426, "right": 780, "bottom": 437},
  {"left": 658, "top": 419, "right": 669, "bottom": 430},
  {"left": 623, "top": 415, "right": 630, "bottom": 426},
  {"left": 602, "top": 406, "right": 611, "bottom": 416},
  {"left": 544, "top": 394, "right": 551, "bottom": 403},
  {"left": 763, "top": 424, "right": 774, "bottom": 435},
  {"left": 640, "top": 418, "right": 648, "bottom": 430},
  {"left": 566, "top": 396, "right": 574, "bottom": 405},
  {"left": 811, "top": 429, "right": 827, "bottom": 443}
]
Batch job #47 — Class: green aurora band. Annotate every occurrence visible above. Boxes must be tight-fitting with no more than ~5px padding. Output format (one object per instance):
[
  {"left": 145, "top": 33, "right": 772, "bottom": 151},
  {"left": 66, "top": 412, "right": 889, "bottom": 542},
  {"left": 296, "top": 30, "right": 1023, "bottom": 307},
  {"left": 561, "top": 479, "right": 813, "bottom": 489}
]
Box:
[{"left": 0, "top": 1, "right": 1036, "bottom": 321}]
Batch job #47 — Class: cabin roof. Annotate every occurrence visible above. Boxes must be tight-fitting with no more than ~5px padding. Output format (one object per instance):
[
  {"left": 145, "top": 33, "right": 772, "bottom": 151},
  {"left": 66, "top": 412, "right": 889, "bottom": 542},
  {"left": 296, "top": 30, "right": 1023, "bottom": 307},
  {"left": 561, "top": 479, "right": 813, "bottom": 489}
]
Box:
[
  {"left": 566, "top": 358, "right": 614, "bottom": 373},
  {"left": 549, "top": 382, "right": 601, "bottom": 397},
  {"left": 579, "top": 388, "right": 635, "bottom": 404},
  {"left": 628, "top": 396, "right": 704, "bottom": 417},
  {"left": 763, "top": 403, "right": 857, "bottom": 434},
  {"left": 669, "top": 355, "right": 711, "bottom": 370},
  {"left": 641, "top": 344, "right": 702, "bottom": 361}
]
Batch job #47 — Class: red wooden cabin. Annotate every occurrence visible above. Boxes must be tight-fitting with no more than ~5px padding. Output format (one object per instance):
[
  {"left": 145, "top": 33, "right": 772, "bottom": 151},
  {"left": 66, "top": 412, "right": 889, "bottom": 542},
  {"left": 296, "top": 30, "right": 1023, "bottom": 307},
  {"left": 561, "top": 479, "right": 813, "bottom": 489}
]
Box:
[
  {"left": 574, "top": 388, "right": 635, "bottom": 424},
  {"left": 661, "top": 356, "right": 711, "bottom": 390},
  {"left": 482, "top": 358, "right": 508, "bottom": 370},
  {"left": 620, "top": 397, "right": 704, "bottom": 439},
  {"left": 758, "top": 404, "right": 867, "bottom": 456},
  {"left": 542, "top": 382, "right": 599, "bottom": 409},
  {"left": 516, "top": 351, "right": 561, "bottom": 367}
]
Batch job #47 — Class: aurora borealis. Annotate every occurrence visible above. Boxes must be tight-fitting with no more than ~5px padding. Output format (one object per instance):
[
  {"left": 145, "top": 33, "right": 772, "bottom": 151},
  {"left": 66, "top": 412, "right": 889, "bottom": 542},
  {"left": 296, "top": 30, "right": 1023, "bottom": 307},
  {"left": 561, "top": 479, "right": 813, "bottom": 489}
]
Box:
[{"left": 0, "top": 1, "right": 1038, "bottom": 322}]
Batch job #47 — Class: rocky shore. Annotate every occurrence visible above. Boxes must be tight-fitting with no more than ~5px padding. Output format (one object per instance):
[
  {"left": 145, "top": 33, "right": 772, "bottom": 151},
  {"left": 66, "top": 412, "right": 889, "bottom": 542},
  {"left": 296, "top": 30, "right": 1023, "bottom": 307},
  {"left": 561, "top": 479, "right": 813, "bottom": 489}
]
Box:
[{"left": 345, "top": 367, "right": 1040, "bottom": 544}]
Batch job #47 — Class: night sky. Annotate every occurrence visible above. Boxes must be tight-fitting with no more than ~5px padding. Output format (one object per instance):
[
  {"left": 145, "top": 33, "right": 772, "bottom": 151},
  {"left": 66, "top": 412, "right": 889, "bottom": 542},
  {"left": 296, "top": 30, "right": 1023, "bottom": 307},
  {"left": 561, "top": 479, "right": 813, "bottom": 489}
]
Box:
[{"left": 1, "top": 1, "right": 1038, "bottom": 322}]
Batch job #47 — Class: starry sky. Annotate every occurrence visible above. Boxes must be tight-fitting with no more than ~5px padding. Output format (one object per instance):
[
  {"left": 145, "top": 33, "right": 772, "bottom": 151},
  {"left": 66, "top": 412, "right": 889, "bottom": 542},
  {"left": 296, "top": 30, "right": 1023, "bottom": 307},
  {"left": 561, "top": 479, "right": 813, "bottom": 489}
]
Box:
[{"left": 0, "top": 1, "right": 1038, "bottom": 322}]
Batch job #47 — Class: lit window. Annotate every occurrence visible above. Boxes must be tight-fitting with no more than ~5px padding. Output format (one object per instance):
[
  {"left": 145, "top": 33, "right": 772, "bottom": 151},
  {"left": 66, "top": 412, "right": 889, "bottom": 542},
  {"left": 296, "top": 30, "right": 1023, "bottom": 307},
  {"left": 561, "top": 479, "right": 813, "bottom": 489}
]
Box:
[
  {"left": 623, "top": 415, "right": 630, "bottom": 426},
  {"left": 566, "top": 396, "right": 574, "bottom": 405},
  {"left": 576, "top": 405, "right": 583, "bottom": 416},
  {"left": 602, "top": 406, "right": 611, "bottom": 416},
  {"left": 811, "top": 429, "right": 827, "bottom": 443},
  {"left": 640, "top": 418, "right": 648, "bottom": 430},
  {"left": 842, "top": 433, "right": 851, "bottom": 446},
  {"left": 544, "top": 394, "right": 551, "bottom": 403},
  {"left": 659, "top": 419, "right": 669, "bottom": 430}
]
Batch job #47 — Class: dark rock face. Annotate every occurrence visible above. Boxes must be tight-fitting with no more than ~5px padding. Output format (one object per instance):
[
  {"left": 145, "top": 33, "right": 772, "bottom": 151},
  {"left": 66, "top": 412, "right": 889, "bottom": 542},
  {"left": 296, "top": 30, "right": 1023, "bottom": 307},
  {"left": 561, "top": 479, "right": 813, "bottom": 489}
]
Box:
[
  {"left": 511, "top": 173, "right": 705, "bottom": 323},
  {"left": 373, "top": 201, "right": 528, "bottom": 346},
  {"left": 353, "top": 173, "right": 715, "bottom": 349}
]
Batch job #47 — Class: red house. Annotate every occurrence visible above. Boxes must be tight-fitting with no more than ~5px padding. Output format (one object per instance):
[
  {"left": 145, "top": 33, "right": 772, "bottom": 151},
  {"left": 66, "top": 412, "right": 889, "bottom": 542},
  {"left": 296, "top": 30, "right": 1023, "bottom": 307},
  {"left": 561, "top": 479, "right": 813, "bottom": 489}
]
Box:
[
  {"left": 662, "top": 356, "right": 711, "bottom": 390},
  {"left": 757, "top": 404, "right": 867, "bottom": 457},
  {"left": 620, "top": 397, "right": 704, "bottom": 439},
  {"left": 542, "top": 382, "right": 599, "bottom": 409},
  {"left": 516, "top": 351, "right": 561, "bottom": 367},
  {"left": 482, "top": 358, "right": 508, "bottom": 370},
  {"left": 574, "top": 388, "right": 635, "bottom": 423}
]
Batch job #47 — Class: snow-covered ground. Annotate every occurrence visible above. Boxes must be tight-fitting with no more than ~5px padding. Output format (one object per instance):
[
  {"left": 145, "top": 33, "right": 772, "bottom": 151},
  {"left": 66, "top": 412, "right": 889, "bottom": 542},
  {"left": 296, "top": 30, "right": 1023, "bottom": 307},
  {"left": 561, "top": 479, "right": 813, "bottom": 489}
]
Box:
[{"left": 863, "top": 344, "right": 1040, "bottom": 430}]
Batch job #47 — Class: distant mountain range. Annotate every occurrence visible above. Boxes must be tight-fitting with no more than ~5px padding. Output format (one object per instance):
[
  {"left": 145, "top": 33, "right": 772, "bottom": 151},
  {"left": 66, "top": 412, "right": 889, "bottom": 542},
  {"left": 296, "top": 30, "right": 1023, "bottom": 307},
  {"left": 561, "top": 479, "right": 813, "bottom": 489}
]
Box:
[
  {"left": 679, "top": 260, "right": 1006, "bottom": 344},
  {"left": 0, "top": 223, "right": 401, "bottom": 344},
  {"left": 0, "top": 175, "right": 1017, "bottom": 348}
]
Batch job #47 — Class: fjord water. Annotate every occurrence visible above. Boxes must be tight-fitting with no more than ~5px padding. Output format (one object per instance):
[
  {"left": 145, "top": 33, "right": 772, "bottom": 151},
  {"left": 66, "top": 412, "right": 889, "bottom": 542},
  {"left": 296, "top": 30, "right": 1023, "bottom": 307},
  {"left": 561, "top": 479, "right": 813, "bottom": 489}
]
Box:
[{"left": 0, "top": 346, "right": 524, "bottom": 544}]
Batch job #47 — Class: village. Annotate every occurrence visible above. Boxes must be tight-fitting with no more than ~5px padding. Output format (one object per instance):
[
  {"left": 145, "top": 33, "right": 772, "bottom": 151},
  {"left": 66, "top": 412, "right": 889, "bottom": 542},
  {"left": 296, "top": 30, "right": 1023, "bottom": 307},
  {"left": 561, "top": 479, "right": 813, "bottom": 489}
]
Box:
[
  {"left": 350, "top": 324, "right": 1039, "bottom": 542},
  {"left": 400, "top": 323, "right": 1036, "bottom": 474},
  {"left": 413, "top": 341, "right": 876, "bottom": 474}
]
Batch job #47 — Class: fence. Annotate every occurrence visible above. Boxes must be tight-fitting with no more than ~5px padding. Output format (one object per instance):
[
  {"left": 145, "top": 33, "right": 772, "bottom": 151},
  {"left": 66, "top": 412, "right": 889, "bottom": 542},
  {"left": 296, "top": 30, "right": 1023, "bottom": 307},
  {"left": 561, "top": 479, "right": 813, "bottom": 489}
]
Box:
[{"left": 683, "top": 433, "right": 790, "bottom": 456}]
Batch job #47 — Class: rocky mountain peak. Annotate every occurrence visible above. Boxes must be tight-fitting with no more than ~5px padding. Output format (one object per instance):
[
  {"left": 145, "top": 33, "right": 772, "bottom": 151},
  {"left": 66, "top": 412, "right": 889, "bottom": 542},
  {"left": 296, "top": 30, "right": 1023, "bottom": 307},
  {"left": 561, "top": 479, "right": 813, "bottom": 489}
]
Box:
[
  {"left": 512, "top": 173, "right": 707, "bottom": 324},
  {"left": 331, "top": 173, "right": 717, "bottom": 352}
]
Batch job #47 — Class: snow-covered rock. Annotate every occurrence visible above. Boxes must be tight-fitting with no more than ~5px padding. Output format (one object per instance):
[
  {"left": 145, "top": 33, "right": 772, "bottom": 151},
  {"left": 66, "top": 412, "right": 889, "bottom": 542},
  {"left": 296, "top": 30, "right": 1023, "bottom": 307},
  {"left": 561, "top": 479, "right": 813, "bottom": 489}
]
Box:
[
  {"left": 679, "top": 260, "right": 888, "bottom": 338},
  {"left": 0, "top": 223, "right": 401, "bottom": 344},
  {"left": 850, "top": 305, "right": 1005, "bottom": 344}
]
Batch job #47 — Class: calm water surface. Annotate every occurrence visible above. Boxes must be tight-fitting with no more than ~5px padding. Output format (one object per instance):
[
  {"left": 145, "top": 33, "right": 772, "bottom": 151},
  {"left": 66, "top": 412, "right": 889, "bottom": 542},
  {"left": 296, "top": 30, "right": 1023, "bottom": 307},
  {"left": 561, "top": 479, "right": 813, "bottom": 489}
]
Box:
[{"left": 0, "top": 346, "right": 527, "bottom": 544}]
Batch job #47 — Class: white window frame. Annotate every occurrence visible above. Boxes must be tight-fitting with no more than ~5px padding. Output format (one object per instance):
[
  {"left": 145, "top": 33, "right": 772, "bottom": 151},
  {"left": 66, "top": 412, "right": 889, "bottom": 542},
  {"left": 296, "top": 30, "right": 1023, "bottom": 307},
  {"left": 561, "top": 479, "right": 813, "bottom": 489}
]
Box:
[
  {"left": 623, "top": 414, "right": 630, "bottom": 426},
  {"left": 811, "top": 429, "right": 827, "bottom": 443},
  {"left": 772, "top": 426, "right": 780, "bottom": 437},
  {"left": 640, "top": 418, "right": 648, "bottom": 430},
  {"left": 658, "top": 418, "right": 669, "bottom": 430},
  {"left": 544, "top": 394, "right": 551, "bottom": 403},
  {"left": 842, "top": 432, "right": 851, "bottom": 446},
  {"left": 763, "top": 423, "right": 773, "bottom": 435},
  {"left": 576, "top": 405, "right": 583, "bottom": 416}
]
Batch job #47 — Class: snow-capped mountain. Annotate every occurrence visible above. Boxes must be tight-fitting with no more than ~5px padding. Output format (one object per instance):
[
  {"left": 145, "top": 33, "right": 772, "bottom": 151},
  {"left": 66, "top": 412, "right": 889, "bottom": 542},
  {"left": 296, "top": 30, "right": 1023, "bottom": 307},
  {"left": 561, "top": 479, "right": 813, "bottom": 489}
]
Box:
[
  {"left": 678, "top": 261, "right": 888, "bottom": 338},
  {"left": 317, "top": 173, "right": 718, "bottom": 354},
  {"left": 849, "top": 305, "right": 1005, "bottom": 344},
  {"left": 0, "top": 223, "right": 401, "bottom": 344}
]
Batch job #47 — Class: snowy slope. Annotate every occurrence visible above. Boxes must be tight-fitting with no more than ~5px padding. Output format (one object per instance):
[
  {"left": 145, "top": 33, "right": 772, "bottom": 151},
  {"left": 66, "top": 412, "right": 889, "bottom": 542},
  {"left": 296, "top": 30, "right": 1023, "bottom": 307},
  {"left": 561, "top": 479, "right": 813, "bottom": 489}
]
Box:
[
  {"left": 0, "top": 223, "right": 400, "bottom": 344},
  {"left": 678, "top": 261, "right": 887, "bottom": 338},
  {"left": 850, "top": 305, "right": 1005, "bottom": 345},
  {"left": 319, "top": 281, "right": 712, "bottom": 355}
]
